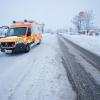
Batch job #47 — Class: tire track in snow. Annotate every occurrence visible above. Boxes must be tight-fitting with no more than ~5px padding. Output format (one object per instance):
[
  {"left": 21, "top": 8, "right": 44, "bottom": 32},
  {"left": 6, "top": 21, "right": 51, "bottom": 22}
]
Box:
[
  {"left": 7, "top": 59, "right": 36, "bottom": 100},
  {"left": 62, "top": 36, "right": 100, "bottom": 71},
  {"left": 58, "top": 36, "right": 100, "bottom": 100}
]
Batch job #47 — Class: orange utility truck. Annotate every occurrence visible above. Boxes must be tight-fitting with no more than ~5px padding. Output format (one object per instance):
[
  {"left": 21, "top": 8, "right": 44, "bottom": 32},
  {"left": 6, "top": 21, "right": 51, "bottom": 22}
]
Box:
[{"left": 0, "top": 20, "right": 43, "bottom": 53}]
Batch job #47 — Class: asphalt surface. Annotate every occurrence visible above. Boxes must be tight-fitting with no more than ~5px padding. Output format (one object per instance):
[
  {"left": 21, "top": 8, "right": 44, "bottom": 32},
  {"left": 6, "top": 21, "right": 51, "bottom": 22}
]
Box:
[{"left": 58, "top": 35, "right": 100, "bottom": 100}]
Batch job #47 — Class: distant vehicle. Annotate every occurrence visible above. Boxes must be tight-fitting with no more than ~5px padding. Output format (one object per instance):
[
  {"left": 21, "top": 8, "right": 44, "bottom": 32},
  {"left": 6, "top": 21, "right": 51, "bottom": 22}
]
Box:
[
  {"left": 0, "top": 20, "right": 43, "bottom": 53},
  {"left": 0, "top": 26, "right": 9, "bottom": 38},
  {"left": 95, "top": 32, "right": 100, "bottom": 36},
  {"left": 0, "top": 32, "right": 5, "bottom": 38}
]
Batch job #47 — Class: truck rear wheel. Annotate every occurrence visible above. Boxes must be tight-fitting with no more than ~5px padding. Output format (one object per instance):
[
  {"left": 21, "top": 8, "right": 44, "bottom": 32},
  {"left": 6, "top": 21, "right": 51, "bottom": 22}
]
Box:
[{"left": 37, "top": 39, "right": 41, "bottom": 45}]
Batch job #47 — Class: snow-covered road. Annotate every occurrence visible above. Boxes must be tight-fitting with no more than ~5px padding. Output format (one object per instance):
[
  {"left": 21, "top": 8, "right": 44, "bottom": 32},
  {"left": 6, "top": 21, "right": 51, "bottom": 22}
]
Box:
[
  {"left": 58, "top": 35, "right": 100, "bottom": 100},
  {"left": 0, "top": 34, "right": 76, "bottom": 100},
  {"left": 62, "top": 34, "right": 100, "bottom": 56}
]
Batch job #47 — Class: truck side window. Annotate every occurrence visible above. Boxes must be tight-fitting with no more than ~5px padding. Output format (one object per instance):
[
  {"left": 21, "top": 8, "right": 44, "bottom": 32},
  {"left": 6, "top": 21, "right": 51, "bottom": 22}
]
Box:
[{"left": 27, "top": 27, "right": 31, "bottom": 36}]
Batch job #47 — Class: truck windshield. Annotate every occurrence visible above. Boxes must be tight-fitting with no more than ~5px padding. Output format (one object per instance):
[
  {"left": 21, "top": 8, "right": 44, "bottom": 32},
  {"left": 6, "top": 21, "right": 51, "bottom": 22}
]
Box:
[{"left": 6, "top": 27, "right": 26, "bottom": 36}]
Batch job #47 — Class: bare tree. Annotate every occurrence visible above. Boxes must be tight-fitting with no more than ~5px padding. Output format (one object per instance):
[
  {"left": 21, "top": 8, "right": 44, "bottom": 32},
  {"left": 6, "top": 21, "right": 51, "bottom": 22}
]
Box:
[
  {"left": 72, "top": 11, "right": 94, "bottom": 34},
  {"left": 85, "top": 11, "right": 93, "bottom": 33},
  {"left": 72, "top": 16, "right": 81, "bottom": 33}
]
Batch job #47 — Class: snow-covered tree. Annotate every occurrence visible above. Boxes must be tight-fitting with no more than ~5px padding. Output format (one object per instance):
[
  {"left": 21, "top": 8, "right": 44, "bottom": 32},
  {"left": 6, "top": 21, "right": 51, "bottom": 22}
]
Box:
[
  {"left": 85, "top": 11, "right": 94, "bottom": 33},
  {"left": 72, "top": 11, "right": 94, "bottom": 34},
  {"left": 72, "top": 15, "right": 81, "bottom": 33}
]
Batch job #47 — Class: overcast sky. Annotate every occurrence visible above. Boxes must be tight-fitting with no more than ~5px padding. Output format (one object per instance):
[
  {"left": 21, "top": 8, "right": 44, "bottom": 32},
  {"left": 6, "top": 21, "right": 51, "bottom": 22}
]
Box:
[{"left": 0, "top": 0, "right": 100, "bottom": 30}]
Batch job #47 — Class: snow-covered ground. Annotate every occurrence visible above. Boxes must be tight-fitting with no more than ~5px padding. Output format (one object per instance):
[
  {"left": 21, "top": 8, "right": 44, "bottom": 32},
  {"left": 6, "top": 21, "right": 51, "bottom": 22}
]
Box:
[
  {"left": 61, "top": 33, "right": 100, "bottom": 85},
  {"left": 62, "top": 34, "right": 100, "bottom": 56},
  {"left": 0, "top": 34, "right": 76, "bottom": 100}
]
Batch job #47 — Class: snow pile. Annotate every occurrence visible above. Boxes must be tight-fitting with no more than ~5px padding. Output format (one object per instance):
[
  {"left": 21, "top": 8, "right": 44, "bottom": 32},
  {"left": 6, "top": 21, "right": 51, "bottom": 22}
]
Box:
[{"left": 63, "top": 34, "right": 100, "bottom": 56}]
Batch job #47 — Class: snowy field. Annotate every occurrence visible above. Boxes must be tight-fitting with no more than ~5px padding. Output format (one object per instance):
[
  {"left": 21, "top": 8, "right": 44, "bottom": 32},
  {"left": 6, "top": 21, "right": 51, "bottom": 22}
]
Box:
[
  {"left": 0, "top": 34, "right": 76, "bottom": 100},
  {"left": 62, "top": 34, "right": 100, "bottom": 56}
]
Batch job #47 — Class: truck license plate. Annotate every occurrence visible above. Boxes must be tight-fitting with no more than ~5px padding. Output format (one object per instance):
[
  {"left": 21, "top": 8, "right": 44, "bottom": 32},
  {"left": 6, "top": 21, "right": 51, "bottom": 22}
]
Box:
[{"left": 5, "top": 50, "right": 12, "bottom": 53}]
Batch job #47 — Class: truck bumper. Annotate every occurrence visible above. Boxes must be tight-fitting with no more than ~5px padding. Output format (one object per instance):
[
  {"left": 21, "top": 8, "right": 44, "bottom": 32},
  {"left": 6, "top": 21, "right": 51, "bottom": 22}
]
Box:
[{"left": 1, "top": 43, "right": 26, "bottom": 53}]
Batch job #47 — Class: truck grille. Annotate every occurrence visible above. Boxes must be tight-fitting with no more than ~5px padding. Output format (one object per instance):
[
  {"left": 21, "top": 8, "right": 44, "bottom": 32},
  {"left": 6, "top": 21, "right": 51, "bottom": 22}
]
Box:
[{"left": 1, "top": 42, "right": 15, "bottom": 48}]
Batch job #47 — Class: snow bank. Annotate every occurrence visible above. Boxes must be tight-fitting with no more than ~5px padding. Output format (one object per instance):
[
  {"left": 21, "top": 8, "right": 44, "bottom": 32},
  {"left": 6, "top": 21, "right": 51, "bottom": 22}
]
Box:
[{"left": 63, "top": 34, "right": 100, "bottom": 56}]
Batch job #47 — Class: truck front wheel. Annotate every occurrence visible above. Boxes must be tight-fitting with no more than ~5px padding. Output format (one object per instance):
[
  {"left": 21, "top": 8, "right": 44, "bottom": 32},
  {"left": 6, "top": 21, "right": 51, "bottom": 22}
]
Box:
[{"left": 25, "top": 44, "right": 30, "bottom": 53}]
